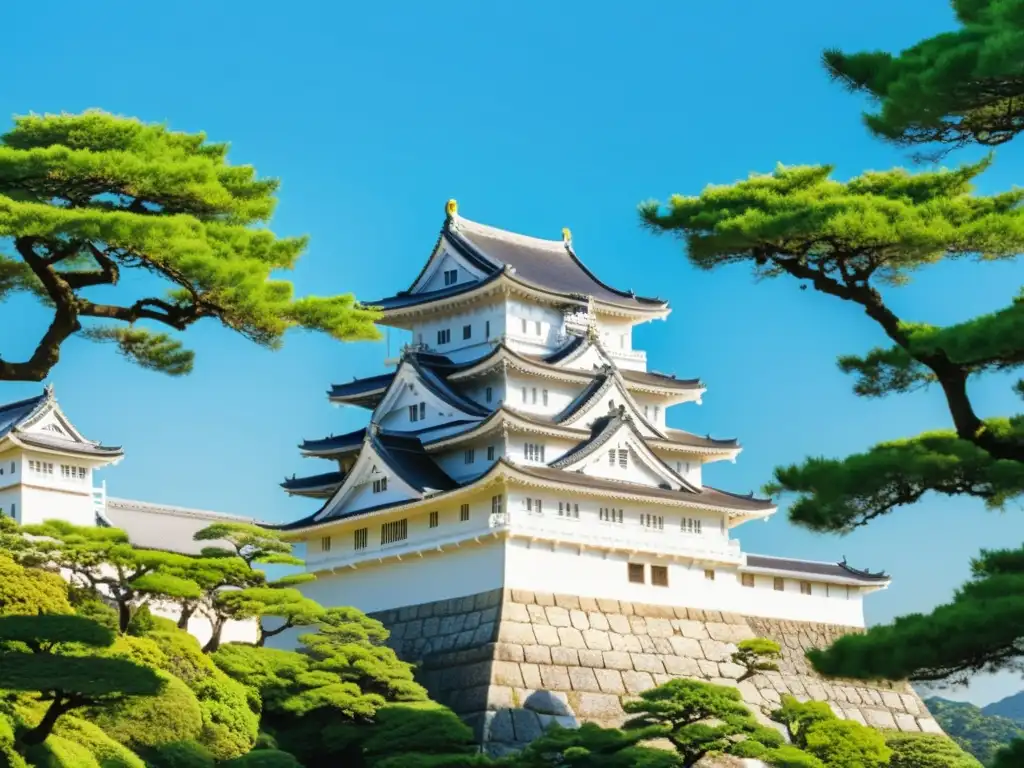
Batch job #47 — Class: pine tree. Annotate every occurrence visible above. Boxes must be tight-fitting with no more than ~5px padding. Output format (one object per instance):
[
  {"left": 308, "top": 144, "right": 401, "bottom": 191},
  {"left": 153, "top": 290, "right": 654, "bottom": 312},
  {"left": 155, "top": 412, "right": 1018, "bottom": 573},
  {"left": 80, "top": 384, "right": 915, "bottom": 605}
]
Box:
[
  {"left": 0, "top": 111, "right": 379, "bottom": 382},
  {"left": 823, "top": 0, "right": 1024, "bottom": 156},
  {"left": 0, "top": 614, "right": 162, "bottom": 746}
]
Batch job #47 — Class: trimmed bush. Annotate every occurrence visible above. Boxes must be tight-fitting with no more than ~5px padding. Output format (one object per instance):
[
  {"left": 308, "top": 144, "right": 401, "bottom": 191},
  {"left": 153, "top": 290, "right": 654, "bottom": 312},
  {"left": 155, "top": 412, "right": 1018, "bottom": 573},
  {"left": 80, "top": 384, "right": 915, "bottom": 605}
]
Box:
[
  {"left": 220, "top": 750, "right": 304, "bottom": 767},
  {"left": 88, "top": 671, "right": 203, "bottom": 750},
  {"left": 143, "top": 740, "right": 216, "bottom": 768},
  {"left": 52, "top": 716, "right": 145, "bottom": 768}
]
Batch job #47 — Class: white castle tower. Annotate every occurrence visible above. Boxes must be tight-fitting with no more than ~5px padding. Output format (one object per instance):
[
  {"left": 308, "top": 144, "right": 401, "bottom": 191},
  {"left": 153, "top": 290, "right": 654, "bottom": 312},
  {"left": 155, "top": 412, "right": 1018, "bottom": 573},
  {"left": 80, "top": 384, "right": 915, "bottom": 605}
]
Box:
[{"left": 275, "top": 202, "right": 937, "bottom": 750}]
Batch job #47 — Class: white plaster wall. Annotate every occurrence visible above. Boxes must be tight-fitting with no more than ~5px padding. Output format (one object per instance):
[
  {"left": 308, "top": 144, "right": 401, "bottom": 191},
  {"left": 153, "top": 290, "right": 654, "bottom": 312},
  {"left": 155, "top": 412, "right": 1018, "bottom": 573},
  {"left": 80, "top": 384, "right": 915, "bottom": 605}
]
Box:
[
  {"left": 20, "top": 484, "right": 94, "bottom": 527},
  {"left": 505, "top": 300, "right": 563, "bottom": 356},
  {"left": 571, "top": 444, "right": 668, "bottom": 488},
  {"left": 0, "top": 487, "right": 21, "bottom": 521},
  {"left": 656, "top": 454, "right": 704, "bottom": 486},
  {"left": 411, "top": 303, "right": 505, "bottom": 362},
  {"left": 301, "top": 539, "right": 506, "bottom": 615},
  {"left": 503, "top": 541, "right": 866, "bottom": 627},
  {"left": 505, "top": 374, "right": 581, "bottom": 417},
  {"left": 503, "top": 436, "right": 577, "bottom": 466},
  {"left": 597, "top": 319, "right": 633, "bottom": 355},
  {"left": 455, "top": 374, "right": 503, "bottom": 411},
  {"left": 632, "top": 394, "right": 667, "bottom": 429},
  {"left": 563, "top": 385, "right": 658, "bottom": 438},
  {"left": 103, "top": 502, "right": 244, "bottom": 556},
  {"left": 378, "top": 380, "right": 483, "bottom": 432},
  {"left": 435, "top": 439, "right": 501, "bottom": 482},
  {"left": 417, "top": 252, "right": 481, "bottom": 294},
  {"left": 338, "top": 474, "right": 417, "bottom": 516}
]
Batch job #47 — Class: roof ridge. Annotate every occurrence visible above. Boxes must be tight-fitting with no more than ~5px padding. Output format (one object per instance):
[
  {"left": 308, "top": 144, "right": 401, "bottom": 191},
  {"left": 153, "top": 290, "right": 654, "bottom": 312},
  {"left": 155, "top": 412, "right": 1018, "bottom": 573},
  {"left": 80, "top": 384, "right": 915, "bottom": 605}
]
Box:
[{"left": 455, "top": 216, "right": 567, "bottom": 252}]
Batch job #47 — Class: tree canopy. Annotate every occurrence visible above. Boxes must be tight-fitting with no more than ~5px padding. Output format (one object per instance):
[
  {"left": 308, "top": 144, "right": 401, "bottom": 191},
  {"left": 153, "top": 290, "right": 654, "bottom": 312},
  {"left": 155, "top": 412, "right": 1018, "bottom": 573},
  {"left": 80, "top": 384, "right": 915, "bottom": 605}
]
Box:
[
  {"left": 0, "top": 110, "right": 379, "bottom": 382},
  {"left": 823, "top": 0, "right": 1024, "bottom": 155}
]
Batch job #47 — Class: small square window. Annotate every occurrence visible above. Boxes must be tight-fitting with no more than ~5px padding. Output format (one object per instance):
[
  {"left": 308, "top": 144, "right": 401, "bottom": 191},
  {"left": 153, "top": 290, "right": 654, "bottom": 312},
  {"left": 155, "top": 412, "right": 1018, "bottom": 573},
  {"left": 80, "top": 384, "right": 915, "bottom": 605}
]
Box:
[
  {"left": 464, "top": 449, "right": 475, "bottom": 464},
  {"left": 429, "top": 511, "right": 439, "bottom": 528},
  {"left": 704, "top": 569, "right": 715, "bottom": 581},
  {"left": 651, "top": 565, "right": 669, "bottom": 587},
  {"left": 444, "top": 269, "right": 458, "bottom": 286},
  {"left": 354, "top": 528, "right": 368, "bottom": 550},
  {"left": 463, "top": 324, "right": 472, "bottom": 340},
  {"left": 627, "top": 563, "right": 645, "bottom": 584},
  {"left": 437, "top": 329, "right": 451, "bottom": 344},
  {"left": 460, "top": 504, "right": 470, "bottom": 522},
  {"left": 487, "top": 446, "right": 495, "bottom": 460},
  {"left": 800, "top": 581, "right": 812, "bottom": 596},
  {"left": 773, "top": 577, "right": 785, "bottom": 592},
  {"left": 321, "top": 536, "right": 332, "bottom": 552},
  {"left": 741, "top": 573, "right": 755, "bottom": 588}
]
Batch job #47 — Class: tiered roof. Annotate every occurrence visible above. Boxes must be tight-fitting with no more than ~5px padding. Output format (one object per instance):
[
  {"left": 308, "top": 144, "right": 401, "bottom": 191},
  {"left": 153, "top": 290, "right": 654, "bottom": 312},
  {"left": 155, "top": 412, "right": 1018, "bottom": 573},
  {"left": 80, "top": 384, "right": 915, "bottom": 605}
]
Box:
[{"left": 0, "top": 386, "right": 123, "bottom": 459}]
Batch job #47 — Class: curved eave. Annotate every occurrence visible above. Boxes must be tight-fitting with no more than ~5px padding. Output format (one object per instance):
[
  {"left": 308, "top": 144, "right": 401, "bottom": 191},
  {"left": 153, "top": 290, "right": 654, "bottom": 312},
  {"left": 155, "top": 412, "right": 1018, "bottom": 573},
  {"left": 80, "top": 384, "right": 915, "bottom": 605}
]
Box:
[
  {"left": 739, "top": 563, "right": 891, "bottom": 590},
  {"left": 7, "top": 433, "right": 124, "bottom": 461}
]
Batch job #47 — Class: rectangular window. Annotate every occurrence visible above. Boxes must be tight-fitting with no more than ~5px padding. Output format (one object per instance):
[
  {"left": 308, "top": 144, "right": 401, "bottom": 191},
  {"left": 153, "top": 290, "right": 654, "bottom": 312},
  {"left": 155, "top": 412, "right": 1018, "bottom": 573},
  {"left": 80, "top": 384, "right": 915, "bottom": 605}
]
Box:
[
  {"left": 521, "top": 387, "right": 527, "bottom": 403},
  {"left": 444, "top": 269, "right": 458, "bottom": 286},
  {"left": 628, "top": 563, "right": 645, "bottom": 584},
  {"left": 485, "top": 386, "right": 493, "bottom": 403},
  {"left": 354, "top": 528, "right": 368, "bottom": 550},
  {"left": 408, "top": 404, "right": 419, "bottom": 422},
  {"left": 485, "top": 320, "right": 490, "bottom": 337},
  {"left": 741, "top": 573, "right": 755, "bottom": 588},
  {"left": 704, "top": 569, "right": 715, "bottom": 581},
  {"left": 419, "top": 402, "right": 426, "bottom": 420},
  {"left": 491, "top": 495, "right": 503, "bottom": 515},
  {"left": 559, "top": 502, "right": 579, "bottom": 518},
  {"left": 774, "top": 577, "right": 785, "bottom": 592},
  {"left": 380, "top": 518, "right": 408, "bottom": 545},
  {"left": 521, "top": 318, "right": 527, "bottom": 334},
  {"left": 608, "top": 449, "right": 615, "bottom": 466},
  {"left": 486, "top": 446, "right": 495, "bottom": 460},
  {"left": 682, "top": 518, "right": 703, "bottom": 535},
  {"left": 524, "top": 498, "right": 543, "bottom": 515},
  {"left": 437, "top": 329, "right": 451, "bottom": 344},
  {"left": 644, "top": 405, "right": 649, "bottom": 419},
  {"left": 524, "top": 443, "right": 545, "bottom": 462},
  {"left": 9, "top": 503, "right": 14, "bottom": 517},
  {"left": 654, "top": 406, "right": 660, "bottom": 420},
  {"left": 531, "top": 387, "right": 537, "bottom": 404},
  {"left": 641, "top": 514, "right": 664, "bottom": 530},
  {"left": 464, "top": 449, "right": 475, "bottom": 464},
  {"left": 542, "top": 389, "right": 548, "bottom": 406},
  {"left": 321, "top": 536, "right": 332, "bottom": 552},
  {"left": 651, "top": 565, "right": 669, "bottom": 587},
  {"left": 372, "top": 477, "right": 388, "bottom": 493},
  {"left": 429, "top": 511, "right": 439, "bottom": 528},
  {"left": 618, "top": 449, "right": 628, "bottom": 468},
  {"left": 800, "top": 581, "right": 812, "bottom": 596},
  {"left": 460, "top": 503, "right": 470, "bottom": 522},
  {"left": 535, "top": 320, "right": 542, "bottom": 336},
  {"left": 463, "top": 324, "right": 472, "bottom": 340},
  {"left": 9, "top": 462, "right": 13, "bottom": 473},
  {"left": 599, "top": 507, "right": 623, "bottom": 523}
]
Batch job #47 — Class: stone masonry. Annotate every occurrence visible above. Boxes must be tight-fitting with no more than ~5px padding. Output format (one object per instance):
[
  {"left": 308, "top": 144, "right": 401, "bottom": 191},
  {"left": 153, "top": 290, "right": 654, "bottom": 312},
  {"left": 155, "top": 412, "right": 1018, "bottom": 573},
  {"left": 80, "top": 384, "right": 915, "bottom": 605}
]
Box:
[{"left": 370, "top": 589, "right": 941, "bottom": 755}]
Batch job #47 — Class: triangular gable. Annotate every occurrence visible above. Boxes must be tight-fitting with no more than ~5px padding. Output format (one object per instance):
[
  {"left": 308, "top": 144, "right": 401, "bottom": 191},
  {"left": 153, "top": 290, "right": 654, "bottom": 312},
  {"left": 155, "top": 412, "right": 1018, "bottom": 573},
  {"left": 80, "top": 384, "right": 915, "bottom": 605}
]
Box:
[
  {"left": 556, "top": 373, "right": 666, "bottom": 439},
  {"left": 18, "top": 389, "right": 89, "bottom": 444},
  {"left": 313, "top": 437, "right": 421, "bottom": 522},
  {"left": 373, "top": 358, "right": 489, "bottom": 430},
  {"left": 555, "top": 337, "right": 616, "bottom": 373},
  {"left": 552, "top": 414, "right": 697, "bottom": 492},
  {"left": 408, "top": 232, "right": 491, "bottom": 295}
]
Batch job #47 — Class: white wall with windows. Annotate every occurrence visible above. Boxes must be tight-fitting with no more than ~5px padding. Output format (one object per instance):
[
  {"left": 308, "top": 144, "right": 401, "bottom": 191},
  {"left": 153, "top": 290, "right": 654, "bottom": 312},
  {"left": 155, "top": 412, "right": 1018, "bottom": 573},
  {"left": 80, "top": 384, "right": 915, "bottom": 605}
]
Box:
[
  {"left": 377, "top": 379, "right": 484, "bottom": 432},
  {"left": 504, "top": 300, "right": 564, "bottom": 356},
  {"left": 415, "top": 252, "right": 481, "bottom": 294},
  {"left": 434, "top": 439, "right": 502, "bottom": 482},
  {"left": 504, "top": 374, "right": 580, "bottom": 417},
  {"left": 656, "top": 454, "right": 704, "bottom": 486},
  {"left": 410, "top": 302, "right": 505, "bottom": 363},
  {"left": 502, "top": 436, "right": 578, "bottom": 466}
]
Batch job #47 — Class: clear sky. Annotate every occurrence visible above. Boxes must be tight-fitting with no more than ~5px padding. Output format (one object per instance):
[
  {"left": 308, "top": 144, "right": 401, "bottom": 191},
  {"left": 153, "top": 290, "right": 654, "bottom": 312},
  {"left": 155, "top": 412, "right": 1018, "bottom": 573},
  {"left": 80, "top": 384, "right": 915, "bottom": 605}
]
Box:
[{"left": 3, "top": 0, "right": 1022, "bottom": 706}]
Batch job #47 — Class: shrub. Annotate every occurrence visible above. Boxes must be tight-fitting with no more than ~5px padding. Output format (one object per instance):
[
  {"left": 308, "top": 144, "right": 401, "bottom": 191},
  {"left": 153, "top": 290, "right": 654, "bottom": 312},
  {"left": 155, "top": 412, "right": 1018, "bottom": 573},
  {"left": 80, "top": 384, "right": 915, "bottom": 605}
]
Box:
[
  {"left": 143, "top": 740, "right": 216, "bottom": 768},
  {"left": 23, "top": 735, "right": 101, "bottom": 768},
  {"left": 884, "top": 731, "right": 983, "bottom": 767},
  {"left": 802, "top": 719, "right": 891, "bottom": 768},
  {"left": 220, "top": 750, "right": 304, "bottom": 767},
  {"left": 766, "top": 745, "right": 827, "bottom": 767},
  {"left": 88, "top": 671, "right": 204, "bottom": 750},
  {"left": 52, "top": 716, "right": 145, "bottom": 768}
]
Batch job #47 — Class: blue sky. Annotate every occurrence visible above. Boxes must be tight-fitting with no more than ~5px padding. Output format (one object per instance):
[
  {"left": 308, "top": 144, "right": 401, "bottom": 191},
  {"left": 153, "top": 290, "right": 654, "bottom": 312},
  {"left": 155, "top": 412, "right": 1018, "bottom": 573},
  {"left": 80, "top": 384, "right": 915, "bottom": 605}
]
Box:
[{"left": 3, "top": 1, "right": 1022, "bottom": 706}]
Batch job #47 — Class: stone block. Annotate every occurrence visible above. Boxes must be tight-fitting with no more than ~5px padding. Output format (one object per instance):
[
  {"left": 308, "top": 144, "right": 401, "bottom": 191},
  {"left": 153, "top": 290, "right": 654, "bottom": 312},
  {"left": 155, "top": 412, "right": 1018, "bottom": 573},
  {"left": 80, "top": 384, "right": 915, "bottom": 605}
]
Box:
[
  {"left": 900, "top": 694, "right": 921, "bottom": 715},
  {"left": 646, "top": 618, "right": 674, "bottom": 637},
  {"left": 558, "top": 627, "right": 588, "bottom": 649},
  {"left": 610, "top": 632, "right": 642, "bottom": 652},
  {"left": 526, "top": 604, "right": 548, "bottom": 624},
  {"left": 619, "top": 601, "right": 634, "bottom": 616},
  {"left": 578, "top": 649, "right": 605, "bottom": 668},
  {"left": 484, "top": 686, "right": 517, "bottom": 710},
  {"left": 631, "top": 654, "right": 665, "bottom": 674},
  {"left": 843, "top": 708, "right": 867, "bottom": 726},
  {"left": 570, "top": 610, "right": 590, "bottom": 631},
  {"left": 440, "top": 660, "right": 492, "bottom": 691},
  {"left": 535, "top": 592, "right": 555, "bottom": 607},
  {"left": 718, "top": 662, "right": 745, "bottom": 680},
  {"left": 539, "top": 665, "right": 571, "bottom": 690},
  {"left": 554, "top": 594, "right": 581, "bottom": 610},
  {"left": 524, "top": 645, "right": 552, "bottom": 664},
  {"left": 520, "top": 663, "right": 541, "bottom": 690},
  {"left": 704, "top": 610, "right": 722, "bottom": 622},
  {"left": 607, "top": 614, "right": 631, "bottom": 634},
  {"left": 622, "top": 670, "right": 655, "bottom": 694},
  {"left": 918, "top": 717, "right": 943, "bottom": 734},
  {"left": 669, "top": 636, "right": 703, "bottom": 658},
  {"left": 687, "top": 608, "right": 706, "bottom": 621},
  {"left": 494, "top": 643, "right": 525, "bottom": 662},
  {"left": 473, "top": 622, "right": 497, "bottom": 645},
  {"left": 533, "top": 624, "right": 561, "bottom": 646},
  {"left": 503, "top": 602, "right": 531, "bottom": 623},
  {"left": 464, "top": 611, "right": 481, "bottom": 630},
  {"left": 863, "top": 709, "right": 898, "bottom": 730},
  {"left": 569, "top": 666, "right": 602, "bottom": 692},
  {"left": 637, "top": 635, "right": 657, "bottom": 654},
  {"left": 481, "top": 606, "right": 499, "bottom": 624},
  {"left": 663, "top": 655, "right": 701, "bottom": 676},
  {"left": 511, "top": 708, "right": 544, "bottom": 742},
  {"left": 498, "top": 621, "right": 536, "bottom": 645},
  {"left": 579, "top": 596, "right": 599, "bottom": 612},
  {"left": 651, "top": 637, "right": 674, "bottom": 655},
  {"left": 546, "top": 606, "right": 572, "bottom": 627},
  {"left": 895, "top": 713, "right": 919, "bottom": 732},
  {"left": 628, "top": 615, "right": 648, "bottom": 635},
  {"left": 483, "top": 709, "right": 515, "bottom": 743},
  {"left": 511, "top": 589, "right": 535, "bottom": 604},
  {"left": 594, "top": 668, "right": 626, "bottom": 694},
  {"left": 583, "top": 629, "right": 612, "bottom": 651},
  {"left": 588, "top": 612, "right": 610, "bottom": 631},
  {"left": 699, "top": 639, "right": 733, "bottom": 662},
  {"left": 405, "top": 619, "right": 424, "bottom": 639},
  {"left": 653, "top": 673, "right": 674, "bottom": 687},
  {"left": 551, "top": 646, "right": 579, "bottom": 666},
  {"left": 574, "top": 692, "right": 625, "bottom": 719},
  {"left": 706, "top": 622, "right": 753, "bottom": 643},
  {"left": 422, "top": 616, "right": 440, "bottom": 637},
  {"left": 398, "top": 605, "right": 418, "bottom": 621},
  {"left": 522, "top": 689, "right": 572, "bottom": 715},
  {"left": 596, "top": 598, "right": 620, "bottom": 613},
  {"left": 881, "top": 691, "right": 904, "bottom": 710},
  {"left": 537, "top": 713, "right": 579, "bottom": 731},
  {"left": 697, "top": 660, "right": 719, "bottom": 678},
  {"left": 603, "top": 651, "right": 634, "bottom": 670}
]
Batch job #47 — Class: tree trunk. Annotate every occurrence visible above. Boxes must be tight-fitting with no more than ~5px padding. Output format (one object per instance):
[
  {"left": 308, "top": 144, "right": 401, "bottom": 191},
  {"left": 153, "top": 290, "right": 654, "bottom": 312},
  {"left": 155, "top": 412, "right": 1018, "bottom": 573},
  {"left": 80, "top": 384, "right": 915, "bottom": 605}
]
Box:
[
  {"left": 20, "top": 697, "right": 70, "bottom": 746},
  {"left": 117, "top": 600, "right": 131, "bottom": 634},
  {"left": 202, "top": 616, "right": 227, "bottom": 654},
  {"left": 177, "top": 603, "right": 196, "bottom": 630}
]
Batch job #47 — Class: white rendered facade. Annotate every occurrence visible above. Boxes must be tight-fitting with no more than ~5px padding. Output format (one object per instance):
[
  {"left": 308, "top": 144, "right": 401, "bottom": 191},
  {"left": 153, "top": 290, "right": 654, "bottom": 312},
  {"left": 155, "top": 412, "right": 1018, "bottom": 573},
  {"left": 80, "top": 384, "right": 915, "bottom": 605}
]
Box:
[{"left": 279, "top": 203, "right": 890, "bottom": 629}]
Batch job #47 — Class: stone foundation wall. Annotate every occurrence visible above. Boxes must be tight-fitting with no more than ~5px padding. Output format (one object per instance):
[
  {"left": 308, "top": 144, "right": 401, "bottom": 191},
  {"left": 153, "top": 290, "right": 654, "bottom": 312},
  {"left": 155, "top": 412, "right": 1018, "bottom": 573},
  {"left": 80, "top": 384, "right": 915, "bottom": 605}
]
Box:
[{"left": 370, "top": 589, "right": 941, "bottom": 755}]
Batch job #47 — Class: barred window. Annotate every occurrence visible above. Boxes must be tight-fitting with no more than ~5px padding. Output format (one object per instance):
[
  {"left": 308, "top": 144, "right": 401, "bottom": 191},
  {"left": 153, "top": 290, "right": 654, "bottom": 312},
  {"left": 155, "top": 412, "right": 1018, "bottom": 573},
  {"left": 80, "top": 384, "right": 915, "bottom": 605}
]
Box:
[
  {"left": 641, "top": 514, "right": 664, "bottom": 530},
  {"left": 372, "top": 477, "right": 388, "bottom": 493},
  {"left": 628, "top": 563, "right": 645, "bottom": 584},
  {"left": 651, "top": 565, "right": 669, "bottom": 587},
  {"left": 460, "top": 503, "right": 470, "bottom": 522},
  {"left": 800, "top": 581, "right": 812, "bottom": 596},
  {"left": 354, "top": 528, "right": 368, "bottom": 550},
  {"left": 429, "top": 511, "right": 439, "bottom": 528},
  {"left": 380, "top": 519, "right": 408, "bottom": 545},
  {"left": 321, "top": 536, "right": 332, "bottom": 552},
  {"left": 491, "top": 495, "right": 503, "bottom": 515}
]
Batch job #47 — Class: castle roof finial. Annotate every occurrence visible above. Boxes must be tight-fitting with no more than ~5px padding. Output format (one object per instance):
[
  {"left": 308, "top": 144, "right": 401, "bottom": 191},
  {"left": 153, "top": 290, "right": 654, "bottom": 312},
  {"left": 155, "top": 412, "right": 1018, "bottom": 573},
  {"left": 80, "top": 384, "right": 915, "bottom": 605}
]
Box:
[
  {"left": 562, "top": 227, "right": 572, "bottom": 249},
  {"left": 446, "top": 199, "right": 458, "bottom": 219},
  {"left": 43, "top": 383, "right": 54, "bottom": 398}
]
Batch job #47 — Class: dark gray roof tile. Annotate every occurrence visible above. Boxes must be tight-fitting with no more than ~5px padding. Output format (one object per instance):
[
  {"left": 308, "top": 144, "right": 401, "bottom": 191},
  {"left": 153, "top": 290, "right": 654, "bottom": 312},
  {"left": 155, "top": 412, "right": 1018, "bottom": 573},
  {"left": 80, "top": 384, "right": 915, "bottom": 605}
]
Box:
[{"left": 745, "top": 554, "right": 890, "bottom": 583}]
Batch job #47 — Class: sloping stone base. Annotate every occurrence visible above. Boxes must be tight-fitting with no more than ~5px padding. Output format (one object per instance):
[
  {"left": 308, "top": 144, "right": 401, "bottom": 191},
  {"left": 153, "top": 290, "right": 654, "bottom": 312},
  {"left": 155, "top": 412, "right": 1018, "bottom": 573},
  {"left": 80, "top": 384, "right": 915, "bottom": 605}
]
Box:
[{"left": 370, "top": 589, "right": 941, "bottom": 755}]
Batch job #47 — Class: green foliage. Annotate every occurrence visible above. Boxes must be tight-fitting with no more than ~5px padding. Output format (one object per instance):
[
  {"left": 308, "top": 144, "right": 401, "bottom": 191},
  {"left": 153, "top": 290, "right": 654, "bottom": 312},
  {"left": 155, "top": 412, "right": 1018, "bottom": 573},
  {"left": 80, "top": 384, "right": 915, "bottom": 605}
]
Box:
[
  {"left": 86, "top": 671, "right": 203, "bottom": 751},
  {"left": 884, "top": 730, "right": 982, "bottom": 767},
  {"left": 360, "top": 702, "right": 480, "bottom": 767},
  {"left": 772, "top": 696, "right": 839, "bottom": 747},
  {"left": 807, "top": 547, "right": 1024, "bottom": 682},
  {"left": 983, "top": 690, "right": 1024, "bottom": 723},
  {"left": 731, "top": 638, "right": 781, "bottom": 681},
  {"left": 621, "top": 678, "right": 772, "bottom": 765},
  {"left": 926, "top": 697, "right": 1023, "bottom": 765},
  {"left": 764, "top": 745, "right": 826, "bottom": 768},
  {"left": 219, "top": 750, "right": 305, "bottom": 768},
  {"left": 0, "top": 110, "right": 379, "bottom": 382},
  {"left": 801, "top": 719, "right": 891, "bottom": 768},
  {"left": 0, "top": 554, "right": 71, "bottom": 616},
  {"left": 822, "top": 0, "right": 1024, "bottom": 153},
  {"left": 992, "top": 737, "right": 1024, "bottom": 768},
  {"left": 142, "top": 741, "right": 216, "bottom": 768},
  {"left": 512, "top": 722, "right": 681, "bottom": 767},
  {"left": 51, "top": 716, "right": 145, "bottom": 768},
  {"left": 22, "top": 734, "right": 101, "bottom": 768}
]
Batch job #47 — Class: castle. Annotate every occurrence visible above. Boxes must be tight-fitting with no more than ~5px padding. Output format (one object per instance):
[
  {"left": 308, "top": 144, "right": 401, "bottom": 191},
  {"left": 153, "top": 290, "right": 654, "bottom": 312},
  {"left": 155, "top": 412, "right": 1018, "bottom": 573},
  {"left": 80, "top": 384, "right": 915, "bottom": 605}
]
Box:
[{"left": 274, "top": 202, "right": 941, "bottom": 751}]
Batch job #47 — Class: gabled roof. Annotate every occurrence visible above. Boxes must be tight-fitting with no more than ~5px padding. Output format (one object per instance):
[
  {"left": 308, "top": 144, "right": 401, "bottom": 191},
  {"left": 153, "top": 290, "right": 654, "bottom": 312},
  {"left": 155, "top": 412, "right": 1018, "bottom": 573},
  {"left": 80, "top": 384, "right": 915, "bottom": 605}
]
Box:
[
  {"left": 329, "top": 373, "right": 395, "bottom": 404},
  {"left": 299, "top": 428, "right": 368, "bottom": 456},
  {"left": 281, "top": 470, "right": 346, "bottom": 497},
  {"left": 364, "top": 205, "right": 669, "bottom": 316},
  {"left": 744, "top": 554, "right": 891, "bottom": 584},
  {"left": 0, "top": 386, "right": 123, "bottom": 458},
  {"left": 554, "top": 366, "right": 668, "bottom": 439}
]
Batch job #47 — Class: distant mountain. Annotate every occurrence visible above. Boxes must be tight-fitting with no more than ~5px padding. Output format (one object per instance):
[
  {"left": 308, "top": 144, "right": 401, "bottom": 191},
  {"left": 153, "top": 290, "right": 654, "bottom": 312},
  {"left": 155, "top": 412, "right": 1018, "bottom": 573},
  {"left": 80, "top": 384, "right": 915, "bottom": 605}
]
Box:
[
  {"left": 926, "top": 697, "right": 1023, "bottom": 766},
  {"left": 983, "top": 691, "right": 1024, "bottom": 724}
]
